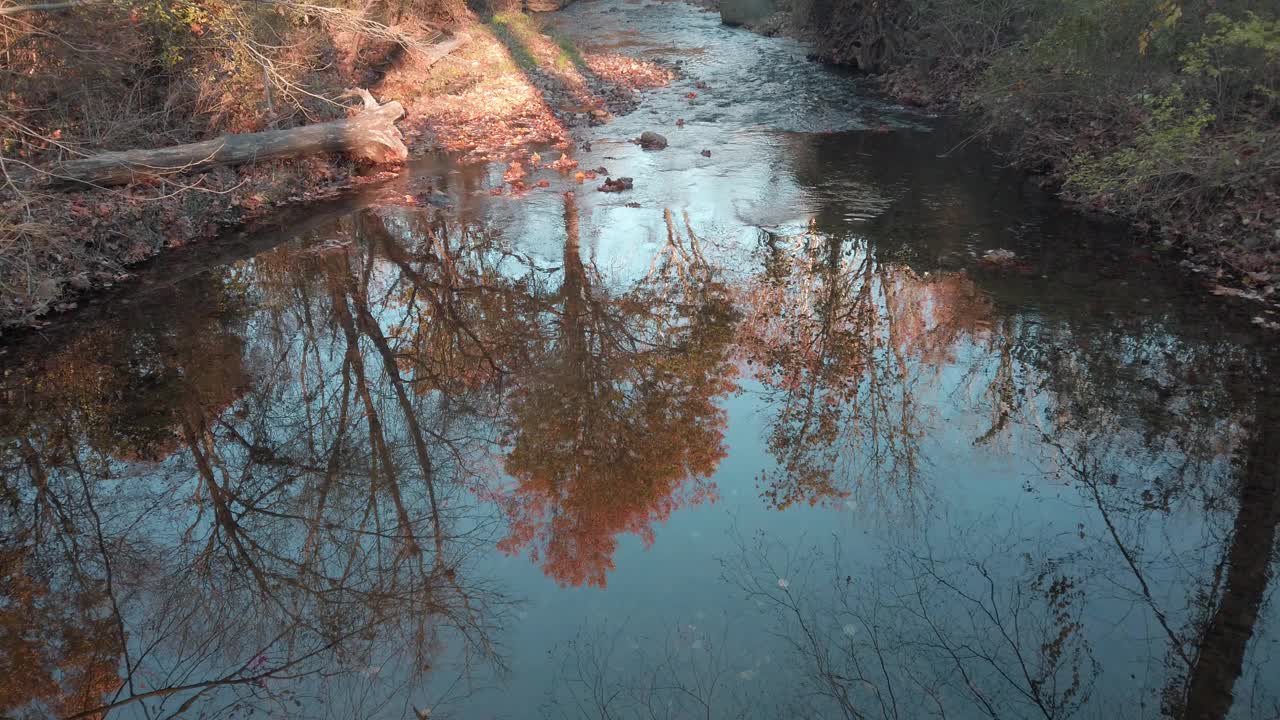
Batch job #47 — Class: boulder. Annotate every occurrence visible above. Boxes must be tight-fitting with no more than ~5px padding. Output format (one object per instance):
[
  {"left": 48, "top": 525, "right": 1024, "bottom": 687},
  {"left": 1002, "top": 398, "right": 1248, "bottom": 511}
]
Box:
[
  {"left": 638, "top": 131, "right": 668, "bottom": 150},
  {"left": 720, "top": 0, "right": 775, "bottom": 26}
]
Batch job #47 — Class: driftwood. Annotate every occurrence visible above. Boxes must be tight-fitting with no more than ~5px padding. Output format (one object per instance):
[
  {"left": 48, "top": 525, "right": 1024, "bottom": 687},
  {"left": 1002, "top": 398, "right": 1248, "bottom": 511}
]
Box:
[
  {"left": 20, "top": 90, "right": 407, "bottom": 190},
  {"left": 418, "top": 30, "right": 470, "bottom": 68},
  {"left": 524, "top": 0, "right": 572, "bottom": 12},
  {"left": 0, "top": 0, "right": 100, "bottom": 15}
]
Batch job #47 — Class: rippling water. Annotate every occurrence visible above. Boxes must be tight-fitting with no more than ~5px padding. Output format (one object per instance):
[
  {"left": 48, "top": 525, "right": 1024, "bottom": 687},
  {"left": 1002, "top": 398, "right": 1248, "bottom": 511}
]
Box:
[{"left": 2, "top": 1, "right": 1278, "bottom": 718}]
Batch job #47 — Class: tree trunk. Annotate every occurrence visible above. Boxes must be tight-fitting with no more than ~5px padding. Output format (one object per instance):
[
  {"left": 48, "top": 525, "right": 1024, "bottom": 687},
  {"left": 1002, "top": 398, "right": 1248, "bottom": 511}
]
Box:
[
  {"left": 20, "top": 97, "right": 407, "bottom": 190},
  {"left": 1178, "top": 398, "right": 1280, "bottom": 719}
]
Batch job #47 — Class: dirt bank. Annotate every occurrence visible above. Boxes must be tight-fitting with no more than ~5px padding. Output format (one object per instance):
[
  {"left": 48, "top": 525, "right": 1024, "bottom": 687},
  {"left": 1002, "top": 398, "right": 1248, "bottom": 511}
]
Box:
[{"left": 0, "top": 9, "right": 671, "bottom": 334}]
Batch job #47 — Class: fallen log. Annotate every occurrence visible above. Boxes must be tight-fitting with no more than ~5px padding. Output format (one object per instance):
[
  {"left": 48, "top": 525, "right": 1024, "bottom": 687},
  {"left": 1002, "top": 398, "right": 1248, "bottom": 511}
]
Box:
[
  {"left": 524, "top": 0, "right": 573, "bottom": 12},
  {"left": 19, "top": 90, "right": 407, "bottom": 190},
  {"left": 419, "top": 31, "right": 470, "bottom": 68}
]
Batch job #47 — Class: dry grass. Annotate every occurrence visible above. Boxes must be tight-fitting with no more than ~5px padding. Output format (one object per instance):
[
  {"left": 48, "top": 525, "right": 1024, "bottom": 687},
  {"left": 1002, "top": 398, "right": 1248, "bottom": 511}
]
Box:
[
  {"left": 388, "top": 12, "right": 673, "bottom": 162},
  {"left": 390, "top": 29, "right": 573, "bottom": 160},
  {"left": 0, "top": 2, "right": 676, "bottom": 331}
]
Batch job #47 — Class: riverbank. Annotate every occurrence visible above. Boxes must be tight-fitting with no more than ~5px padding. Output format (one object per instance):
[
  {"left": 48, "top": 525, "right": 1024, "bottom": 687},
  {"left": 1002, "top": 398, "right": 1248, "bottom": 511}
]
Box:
[
  {"left": 0, "top": 5, "right": 670, "bottom": 333},
  {"left": 712, "top": 0, "right": 1280, "bottom": 322},
  {"left": 7, "top": 0, "right": 1278, "bottom": 334}
]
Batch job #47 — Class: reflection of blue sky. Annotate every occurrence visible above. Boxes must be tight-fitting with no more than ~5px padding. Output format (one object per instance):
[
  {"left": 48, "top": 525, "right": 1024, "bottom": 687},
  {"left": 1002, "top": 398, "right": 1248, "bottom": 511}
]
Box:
[
  {"left": 19, "top": 0, "right": 1279, "bottom": 714},
  {"left": 182, "top": 178, "right": 1280, "bottom": 718},
  {"left": 396, "top": 103, "right": 1279, "bottom": 711},
  {"left": 451, "top": 305, "right": 1269, "bottom": 719}
]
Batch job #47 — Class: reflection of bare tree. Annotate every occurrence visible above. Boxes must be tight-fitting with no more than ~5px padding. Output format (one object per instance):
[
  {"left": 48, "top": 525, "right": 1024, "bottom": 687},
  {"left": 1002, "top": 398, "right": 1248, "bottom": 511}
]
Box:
[
  {"left": 362, "top": 208, "right": 536, "bottom": 396},
  {"left": 737, "top": 227, "right": 990, "bottom": 514},
  {"left": 990, "top": 323, "right": 1280, "bottom": 720},
  {"left": 1034, "top": 407, "right": 1280, "bottom": 720},
  {"left": 543, "top": 619, "right": 760, "bottom": 720},
  {"left": 549, "top": 522, "right": 1099, "bottom": 720},
  {"left": 722, "top": 525, "right": 1098, "bottom": 720},
  {"left": 496, "top": 196, "right": 738, "bottom": 588},
  {"left": 1047, "top": 392, "right": 1280, "bottom": 720},
  {"left": 1173, "top": 401, "right": 1280, "bottom": 719},
  {"left": 0, "top": 220, "right": 515, "bottom": 719}
]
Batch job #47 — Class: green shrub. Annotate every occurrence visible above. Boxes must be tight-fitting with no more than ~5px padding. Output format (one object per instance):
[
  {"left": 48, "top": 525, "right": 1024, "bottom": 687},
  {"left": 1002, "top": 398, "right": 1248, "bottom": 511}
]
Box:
[
  {"left": 1180, "top": 11, "right": 1280, "bottom": 115},
  {"left": 1066, "top": 86, "right": 1219, "bottom": 211}
]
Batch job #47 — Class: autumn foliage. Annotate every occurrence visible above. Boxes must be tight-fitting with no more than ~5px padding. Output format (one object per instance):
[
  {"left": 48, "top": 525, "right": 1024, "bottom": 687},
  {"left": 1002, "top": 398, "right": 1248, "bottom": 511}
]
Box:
[{"left": 494, "top": 197, "right": 737, "bottom": 588}]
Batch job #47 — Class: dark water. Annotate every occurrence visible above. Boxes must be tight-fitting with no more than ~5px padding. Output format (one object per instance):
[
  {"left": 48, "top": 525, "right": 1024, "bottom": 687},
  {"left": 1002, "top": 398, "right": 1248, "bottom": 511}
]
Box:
[{"left": 3, "top": 1, "right": 1279, "bottom": 718}]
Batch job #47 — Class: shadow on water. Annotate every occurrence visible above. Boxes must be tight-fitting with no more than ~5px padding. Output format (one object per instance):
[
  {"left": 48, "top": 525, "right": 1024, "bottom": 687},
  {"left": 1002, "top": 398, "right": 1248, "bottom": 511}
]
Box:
[{"left": 2, "top": 1, "right": 1279, "bottom": 717}]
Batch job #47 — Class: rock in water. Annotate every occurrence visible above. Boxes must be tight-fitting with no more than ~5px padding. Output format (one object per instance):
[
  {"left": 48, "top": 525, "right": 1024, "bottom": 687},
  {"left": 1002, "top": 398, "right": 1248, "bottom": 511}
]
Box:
[
  {"left": 982, "top": 248, "right": 1017, "bottom": 265},
  {"left": 599, "top": 177, "right": 634, "bottom": 193},
  {"left": 638, "top": 131, "right": 668, "bottom": 150}
]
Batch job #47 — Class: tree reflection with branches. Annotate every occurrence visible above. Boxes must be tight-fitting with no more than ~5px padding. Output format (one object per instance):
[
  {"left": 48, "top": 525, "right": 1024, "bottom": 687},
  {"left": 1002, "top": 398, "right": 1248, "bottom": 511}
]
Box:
[
  {"left": 0, "top": 219, "right": 515, "bottom": 719},
  {"left": 736, "top": 224, "right": 990, "bottom": 514},
  {"left": 495, "top": 196, "right": 739, "bottom": 588}
]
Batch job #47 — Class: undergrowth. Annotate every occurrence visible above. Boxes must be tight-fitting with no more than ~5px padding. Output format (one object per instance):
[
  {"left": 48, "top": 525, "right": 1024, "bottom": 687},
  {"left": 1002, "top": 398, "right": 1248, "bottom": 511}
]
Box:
[
  {"left": 0, "top": 0, "right": 469, "bottom": 329},
  {"left": 789, "top": 0, "right": 1280, "bottom": 292}
]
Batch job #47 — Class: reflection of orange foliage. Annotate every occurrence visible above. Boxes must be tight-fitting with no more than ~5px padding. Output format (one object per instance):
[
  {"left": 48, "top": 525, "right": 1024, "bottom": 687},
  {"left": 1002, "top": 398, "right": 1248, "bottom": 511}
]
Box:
[
  {"left": 0, "top": 550, "right": 122, "bottom": 719},
  {"left": 883, "top": 270, "right": 993, "bottom": 369},
  {"left": 736, "top": 234, "right": 992, "bottom": 509},
  {"left": 497, "top": 352, "right": 728, "bottom": 587},
  {"left": 496, "top": 317, "right": 734, "bottom": 586},
  {"left": 496, "top": 197, "right": 735, "bottom": 587}
]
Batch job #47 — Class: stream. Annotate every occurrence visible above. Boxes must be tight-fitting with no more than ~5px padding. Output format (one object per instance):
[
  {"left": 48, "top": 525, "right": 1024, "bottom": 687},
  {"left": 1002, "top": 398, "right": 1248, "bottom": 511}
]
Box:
[{"left": 3, "top": 1, "right": 1280, "bottom": 718}]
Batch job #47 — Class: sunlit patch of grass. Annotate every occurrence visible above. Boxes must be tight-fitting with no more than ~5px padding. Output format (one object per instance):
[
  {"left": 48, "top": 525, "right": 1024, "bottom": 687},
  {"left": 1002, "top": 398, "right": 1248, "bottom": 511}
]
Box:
[
  {"left": 402, "top": 20, "right": 573, "bottom": 161},
  {"left": 546, "top": 27, "right": 588, "bottom": 72},
  {"left": 412, "top": 27, "right": 522, "bottom": 98},
  {"left": 486, "top": 12, "right": 540, "bottom": 71}
]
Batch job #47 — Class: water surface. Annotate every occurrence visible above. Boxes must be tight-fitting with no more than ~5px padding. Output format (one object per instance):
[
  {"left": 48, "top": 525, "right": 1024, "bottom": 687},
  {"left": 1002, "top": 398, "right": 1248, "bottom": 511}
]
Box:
[{"left": 3, "top": 1, "right": 1279, "bottom": 718}]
